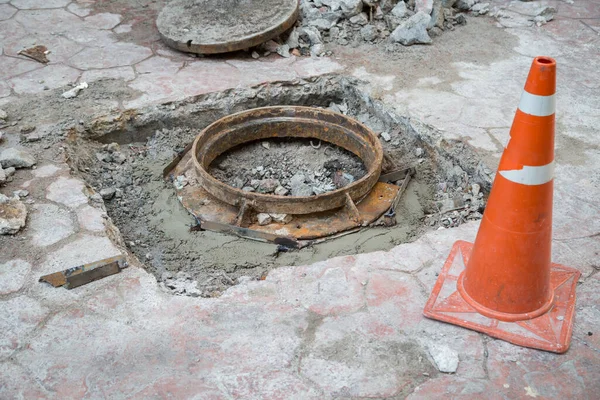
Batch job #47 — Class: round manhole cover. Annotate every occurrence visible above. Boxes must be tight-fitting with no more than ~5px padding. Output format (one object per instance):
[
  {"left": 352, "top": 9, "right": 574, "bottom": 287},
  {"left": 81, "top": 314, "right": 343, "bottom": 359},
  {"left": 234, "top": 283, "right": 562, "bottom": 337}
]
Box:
[{"left": 156, "top": 0, "right": 299, "bottom": 54}]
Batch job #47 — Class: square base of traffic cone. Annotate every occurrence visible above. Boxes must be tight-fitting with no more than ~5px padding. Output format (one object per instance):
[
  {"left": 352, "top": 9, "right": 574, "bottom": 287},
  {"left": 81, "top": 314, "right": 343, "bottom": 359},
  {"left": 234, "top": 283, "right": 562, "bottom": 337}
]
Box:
[{"left": 423, "top": 240, "right": 581, "bottom": 353}]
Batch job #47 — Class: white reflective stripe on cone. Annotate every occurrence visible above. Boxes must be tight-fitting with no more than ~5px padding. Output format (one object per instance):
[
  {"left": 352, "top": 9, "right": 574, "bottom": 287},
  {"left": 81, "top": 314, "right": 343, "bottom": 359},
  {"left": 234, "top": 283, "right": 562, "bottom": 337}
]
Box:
[
  {"left": 518, "top": 91, "right": 556, "bottom": 117},
  {"left": 499, "top": 161, "right": 555, "bottom": 185}
]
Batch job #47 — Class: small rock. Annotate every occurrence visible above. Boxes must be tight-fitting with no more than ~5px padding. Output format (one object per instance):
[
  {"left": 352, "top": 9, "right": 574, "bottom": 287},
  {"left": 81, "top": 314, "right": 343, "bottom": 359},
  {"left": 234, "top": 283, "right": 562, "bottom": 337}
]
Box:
[
  {"left": 415, "top": 0, "right": 434, "bottom": 14},
  {"left": 261, "top": 141, "right": 270, "bottom": 150},
  {"left": 360, "top": 25, "right": 379, "bottom": 41},
  {"left": 13, "top": 190, "right": 28, "bottom": 198},
  {"left": 339, "top": 0, "right": 364, "bottom": 17},
  {"left": 61, "top": 82, "right": 88, "bottom": 99},
  {"left": 0, "top": 148, "right": 36, "bottom": 169},
  {"left": 95, "top": 152, "right": 111, "bottom": 163},
  {"left": 415, "top": 147, "right": 424, "bottom": 157},
  {"left": 100, "top": 187, "right": 116, "bottom": 200},
  {"left": 380, "top": 131, "right": 391, "bottom": 142},
  {"left": 286, "top": 28, "right": 300, "bottom": 49},
  {"left": 0, "top": 109, "right": 7, "bottom": 121},
  {"left": 390, "top": 12, "right": 432, "bottom": 46},
  {"left": 257, "top": 213, "right": 272, "bottom": 226},
  {"left": 19, "top": 125, "right": 35, "bottom": 134},
  {"left": 391, "top": 1, "right": 408, "bottom": 17},
  {"left": 349, "top": 12, "right": 369, "bottom": 26},
  {"left": 251, "top": 51, "right": 260, "bottom": 59},
  {"left": 427, "top": 343, "right": 459, "bottom": 373},
  {"left": 242, "top": 186, "right": 255, "bottom": 192},
  {"left": 456, "top": 0, "right": 479, "bottom": 11},
  {"left": 455, "top": 13, "right": 467, "bottom": 25},
  {"left": 274, "top": 185, "right": 288, "bottom": 196},
  {"left": 112, "top": 152, "right": 126, "bottom": 164},
  {"left": 23, "top": 133, "right": 41, "bottom": 142},
  {"left": 311, "top": 43, "right": 326, "bottom": 56},
  {"left": 257, "top": 179, "right": 280, "bottom": 194},
  {"left": 270, "top": 213, "right": 292, "bottom": 224},
  {"left": 471, "top": 2, "right": 489, "bottom": 15},
  {"left": 0, "top": 195, "right": 27, "bottom": 235},
  {"left": 106, "top": 142, "right": 119, "bottom": 153},
  {"left": 471, "top": 183, "right": 481, "bottom": 196},
  {"left": 0, "top": 167, "right": 5, "bottom": 184},
  {"left": 174, "top": 175, "right": 188, "bottom": 190},
  {"left": 300, "top": 26, "right": 323, "bottom": 45},
  {"left": 4, "top": 167, "right": 15, "bottom": 177},
  {"left": 309, "top": 18, "right": 335, "bottom": 30},
  {"left": 276, "top": 44, "right": 291, "bottom": 58}
]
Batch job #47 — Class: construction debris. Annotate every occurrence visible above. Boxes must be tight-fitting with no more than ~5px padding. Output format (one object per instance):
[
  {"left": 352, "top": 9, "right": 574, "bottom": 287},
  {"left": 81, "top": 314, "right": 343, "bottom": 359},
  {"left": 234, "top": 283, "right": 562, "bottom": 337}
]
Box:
[
  {"left": 62, "top": 82, "right": 89, "bottom": 99},
  {"left": 0, "top": 194, "right": 27, "bottom": 235},
  {"left": 18, "top": 45, "right": 49, "bottom": 64},
  {"left": 0, "top": 148, "right": 36, "bottom": 169},
  {"left": 39, "top": 255, "right": 128, "bottom": 289}
]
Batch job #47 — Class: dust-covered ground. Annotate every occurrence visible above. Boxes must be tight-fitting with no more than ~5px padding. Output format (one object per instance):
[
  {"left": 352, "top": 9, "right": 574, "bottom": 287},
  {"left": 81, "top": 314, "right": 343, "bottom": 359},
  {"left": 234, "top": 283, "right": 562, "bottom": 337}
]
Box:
[{"left": 63, "top": 77, "right": 488, "bottom": 297}]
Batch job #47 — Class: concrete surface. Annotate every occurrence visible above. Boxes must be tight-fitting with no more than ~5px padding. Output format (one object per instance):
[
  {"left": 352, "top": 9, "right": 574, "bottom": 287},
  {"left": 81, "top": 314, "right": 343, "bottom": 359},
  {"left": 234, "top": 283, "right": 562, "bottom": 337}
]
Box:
[{"left": 1, "top": 0, "right": 599, "bottom": 398}]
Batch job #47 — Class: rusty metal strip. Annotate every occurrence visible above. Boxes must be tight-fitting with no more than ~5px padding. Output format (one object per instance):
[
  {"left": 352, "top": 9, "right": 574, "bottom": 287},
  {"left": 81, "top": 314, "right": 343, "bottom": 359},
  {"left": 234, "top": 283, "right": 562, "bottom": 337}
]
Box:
[
  {"left": 199, "top": 220, "right": 305, "bottom": 249},
  {"left": 39, "top": 255, "right": 128, "bottom": 289},
  {"left": 162, "top": 140, "right": 194, "bottom": 180},
  {"left": 379, "top": 166, "right": 415, "bottom": 183},
  {"left": 375, "top": 171, "right": 413, "bottom": 227}
]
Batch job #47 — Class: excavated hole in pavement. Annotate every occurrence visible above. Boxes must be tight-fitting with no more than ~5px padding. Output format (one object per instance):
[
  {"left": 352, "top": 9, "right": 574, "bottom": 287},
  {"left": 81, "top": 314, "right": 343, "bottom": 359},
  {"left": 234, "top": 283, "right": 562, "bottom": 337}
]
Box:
[{"left": 69, "top": 75, "right": 491, "bottom": 298}]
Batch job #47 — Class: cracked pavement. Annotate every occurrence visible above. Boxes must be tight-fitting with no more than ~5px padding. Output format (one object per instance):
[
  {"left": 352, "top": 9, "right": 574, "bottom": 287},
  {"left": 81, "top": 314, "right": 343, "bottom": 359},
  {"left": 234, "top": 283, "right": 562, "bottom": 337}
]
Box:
[{"left": 1, "top": 0, "right": 599, "bottom": 398}]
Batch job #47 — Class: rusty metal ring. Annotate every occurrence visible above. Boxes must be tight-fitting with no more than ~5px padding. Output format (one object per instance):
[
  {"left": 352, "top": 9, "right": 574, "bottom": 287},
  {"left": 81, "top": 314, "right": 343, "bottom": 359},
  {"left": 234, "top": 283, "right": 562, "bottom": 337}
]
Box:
[{"left": 192, "top": 106, "right": 383, "bottom": 214}]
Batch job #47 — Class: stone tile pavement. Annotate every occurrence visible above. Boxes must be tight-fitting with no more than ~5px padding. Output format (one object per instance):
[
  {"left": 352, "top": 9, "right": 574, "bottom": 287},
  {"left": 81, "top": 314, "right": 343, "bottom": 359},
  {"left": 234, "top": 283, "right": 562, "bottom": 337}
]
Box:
[{"left": 1, "top": 0, "right": 599, "bottom": 398}]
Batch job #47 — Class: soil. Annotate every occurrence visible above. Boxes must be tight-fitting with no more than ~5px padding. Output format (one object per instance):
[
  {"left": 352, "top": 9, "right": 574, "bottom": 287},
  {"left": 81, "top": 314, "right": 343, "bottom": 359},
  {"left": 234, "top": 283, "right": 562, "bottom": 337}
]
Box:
[
  {"left": 63, "top": 76, "right": 489, "bottom": 298},
  {"left": 209, "top": 138, "right": 367, "bottom": 195}
]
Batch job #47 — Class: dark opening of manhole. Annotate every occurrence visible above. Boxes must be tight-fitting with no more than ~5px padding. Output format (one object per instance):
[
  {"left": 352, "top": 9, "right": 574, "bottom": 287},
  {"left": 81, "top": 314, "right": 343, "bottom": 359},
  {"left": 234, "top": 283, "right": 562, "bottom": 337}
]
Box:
[{"left": 69, "top": 76, "right": 491, "bottom": 298}]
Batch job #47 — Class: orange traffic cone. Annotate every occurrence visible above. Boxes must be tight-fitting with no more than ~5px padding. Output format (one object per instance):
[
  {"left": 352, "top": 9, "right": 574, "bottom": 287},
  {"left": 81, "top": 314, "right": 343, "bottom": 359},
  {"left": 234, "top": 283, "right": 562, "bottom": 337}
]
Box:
[{"left": 423, "top": 57, "right": 580, "bottom": 353}]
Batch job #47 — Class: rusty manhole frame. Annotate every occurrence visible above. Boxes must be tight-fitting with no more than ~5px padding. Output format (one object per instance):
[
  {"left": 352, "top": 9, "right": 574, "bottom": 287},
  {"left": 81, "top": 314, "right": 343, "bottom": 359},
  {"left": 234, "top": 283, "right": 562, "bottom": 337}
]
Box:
[
  {"left": 192, "top": 106, "right": 384, "bottom": 215},
  {"left": 165, "top": 106, "right": 412, "bottom": 247}
]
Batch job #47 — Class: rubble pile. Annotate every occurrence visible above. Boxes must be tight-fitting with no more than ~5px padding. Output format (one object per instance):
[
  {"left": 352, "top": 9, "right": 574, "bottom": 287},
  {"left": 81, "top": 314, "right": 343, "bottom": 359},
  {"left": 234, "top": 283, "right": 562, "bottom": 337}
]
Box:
[
  {"left": 208, "top": 138, "right": 367, "bottom": 197},
  {"left": 279, "top": 0, "right": 484, "bottom": 55}
]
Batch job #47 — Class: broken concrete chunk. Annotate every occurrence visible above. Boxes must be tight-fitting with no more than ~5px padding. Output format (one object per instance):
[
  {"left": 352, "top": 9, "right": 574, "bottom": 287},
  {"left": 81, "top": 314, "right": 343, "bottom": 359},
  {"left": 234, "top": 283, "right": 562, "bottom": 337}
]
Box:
[
  {"left": 0, "top": 148, "right": 36, "bottom": 169},
  {"left": 270, "top": 213, "right": 293, "bottom": 224},
  {"left": 100, "top": 187, "right": 116, "bottom": 200},
  {"left": 0, "top": 195, "right": 27, "bottom": 235},
  {"left": 470, "top": 2, "right": 489, "bottom": 15},
  {"left": 286, "top": 28, "right": 300, "bottom": 49},
  {"left": 276, "top": 44, "right": 291, "bottom": 58},
  {"left": 257, "top": 179, "right": 280, "bottom": 194},
  {"left": 427, "top": 343, "right": 459, "bottom": 373},
  {"left": 339, "top": 0, "right": 364, "bottom": 17},
  {"left": 390, "top": 11, "right": 432, "bottom": 46},
  {"left": 415, "top": 0, "right": 434, "bottom": 15},
  {"left": 257, "top": 213, "right": 272, "bottom": 226},
  {"left": 391, "top": 1, "right": 408, "bottom": 18},
  {"left": 455, "top": 0, "right": 479, "bottom": 11},
  {"left": 274, "top": 185, "right": 289, "bottom": 196},
  {"left": 349, "top": 12, "right": 369, "bottom": 25},
  {"left": 360, "top": 25, "right": 379, "bottom": 41},
  {"left": 62, "top": 82, "right": 88, "bottom": 99}
]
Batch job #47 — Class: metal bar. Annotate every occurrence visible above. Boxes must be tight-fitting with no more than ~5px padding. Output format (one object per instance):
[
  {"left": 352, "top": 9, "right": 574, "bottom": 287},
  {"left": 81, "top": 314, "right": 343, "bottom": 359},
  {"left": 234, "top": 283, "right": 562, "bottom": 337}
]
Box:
[{"left": 39, "top": 255, "right": 128, "bottom": 289}]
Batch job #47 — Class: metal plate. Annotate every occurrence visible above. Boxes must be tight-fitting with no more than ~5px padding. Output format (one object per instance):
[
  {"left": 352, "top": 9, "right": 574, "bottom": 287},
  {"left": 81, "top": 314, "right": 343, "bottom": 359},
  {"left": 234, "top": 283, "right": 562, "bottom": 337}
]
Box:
[{"left": 157, "top": 0, "right": 299, "bottom": 54}]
